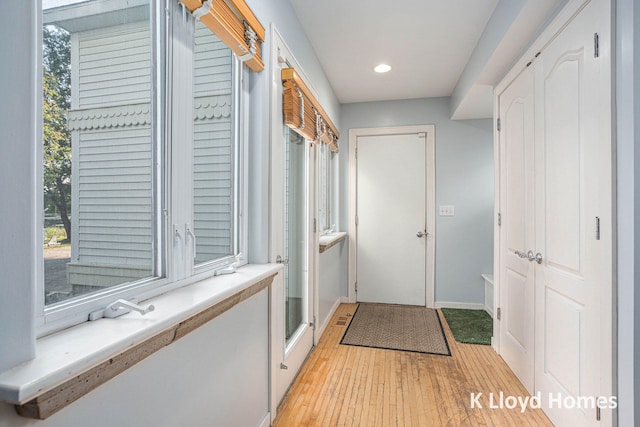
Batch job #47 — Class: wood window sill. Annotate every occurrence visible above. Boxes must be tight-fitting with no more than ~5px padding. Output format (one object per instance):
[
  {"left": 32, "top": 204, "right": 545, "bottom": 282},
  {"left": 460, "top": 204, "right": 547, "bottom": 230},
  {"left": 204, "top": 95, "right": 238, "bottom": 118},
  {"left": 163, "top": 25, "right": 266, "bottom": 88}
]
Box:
[
  {"left": 319, "top": 232, "right": 347, "bottom": 253},
  {"left": 0, "top": 264, "right": 281, "bottom": 420}
]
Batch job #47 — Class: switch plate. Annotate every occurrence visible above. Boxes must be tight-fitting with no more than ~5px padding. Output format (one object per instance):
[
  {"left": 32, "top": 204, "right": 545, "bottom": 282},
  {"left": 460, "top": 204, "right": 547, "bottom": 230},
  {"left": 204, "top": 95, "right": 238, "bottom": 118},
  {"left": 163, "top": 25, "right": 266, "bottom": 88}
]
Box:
[{"left": 439, "top": 205, "right": 455, "bottom": 216}]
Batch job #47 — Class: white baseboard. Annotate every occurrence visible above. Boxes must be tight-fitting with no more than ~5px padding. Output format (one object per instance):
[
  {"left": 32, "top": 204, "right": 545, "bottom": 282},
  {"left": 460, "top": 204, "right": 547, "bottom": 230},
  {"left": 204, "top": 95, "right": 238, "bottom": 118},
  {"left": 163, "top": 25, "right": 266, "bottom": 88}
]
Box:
[
  {"left": 340, "top": 296, "right": 349, "bottom": 303},
  {"left": 317, "top": 297, "right": 343, "bottom": 339},
  {"left": 258, "top": 413, "right": 270, "bottom": 427},
  {"left": 435, "top": 301, "right": 485, "bottom": 310},
  {"left": 484, "top": 304, "right": 494, "bottom": 318}
]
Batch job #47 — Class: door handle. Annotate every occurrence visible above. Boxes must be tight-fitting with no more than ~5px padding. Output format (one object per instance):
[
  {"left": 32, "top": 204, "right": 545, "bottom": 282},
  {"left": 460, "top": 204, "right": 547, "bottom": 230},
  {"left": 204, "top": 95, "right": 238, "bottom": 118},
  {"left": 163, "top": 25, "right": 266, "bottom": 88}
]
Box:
[
  {"left": 515, "top": 250, "right": 543, "bottom": 264},
  {"left": 515, "top": 250, "right": 528, "bottom": 258},
  {"left": 416, "top": 230, "right": 428, "bottom": 238}
]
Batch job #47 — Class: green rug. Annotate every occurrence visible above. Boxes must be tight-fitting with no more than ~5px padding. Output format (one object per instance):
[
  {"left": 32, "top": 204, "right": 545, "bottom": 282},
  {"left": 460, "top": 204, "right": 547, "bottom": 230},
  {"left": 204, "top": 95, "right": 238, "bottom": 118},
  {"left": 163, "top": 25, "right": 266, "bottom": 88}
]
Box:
[{"left": 441, "top": 308, "right": 492, "bottom": 345}]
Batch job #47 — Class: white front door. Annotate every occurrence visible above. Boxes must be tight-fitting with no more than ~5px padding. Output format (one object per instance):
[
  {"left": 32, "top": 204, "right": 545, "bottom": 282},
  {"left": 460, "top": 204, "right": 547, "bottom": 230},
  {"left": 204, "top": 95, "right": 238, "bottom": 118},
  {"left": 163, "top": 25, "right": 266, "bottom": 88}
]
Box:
[
  {"left": 498, "top": 66, "right": 535, "bottom": 393},
  {"left": 355, "top": 131, "right": 432, "bottom": 306},
  {"left": 533, "top": 0, "right": 612, "bottom": 425}
]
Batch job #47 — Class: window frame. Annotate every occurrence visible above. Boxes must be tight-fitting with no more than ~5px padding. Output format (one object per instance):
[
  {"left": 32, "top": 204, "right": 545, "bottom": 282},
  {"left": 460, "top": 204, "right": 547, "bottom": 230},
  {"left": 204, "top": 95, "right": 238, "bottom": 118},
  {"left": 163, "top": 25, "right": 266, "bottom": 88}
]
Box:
[
  {"left": 318, "top": 142, "right": 334, "bottom": 235},
  {"left": 37, "top": 0, "right": 249, "bottom": 336}
]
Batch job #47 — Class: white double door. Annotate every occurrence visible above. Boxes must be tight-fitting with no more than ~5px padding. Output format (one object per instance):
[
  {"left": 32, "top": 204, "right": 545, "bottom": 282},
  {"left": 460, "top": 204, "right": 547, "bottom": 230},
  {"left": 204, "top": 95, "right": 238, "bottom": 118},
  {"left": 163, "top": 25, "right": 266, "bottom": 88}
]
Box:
[{"left": 497, "top": 0, "right": 612, "bottom": 425}]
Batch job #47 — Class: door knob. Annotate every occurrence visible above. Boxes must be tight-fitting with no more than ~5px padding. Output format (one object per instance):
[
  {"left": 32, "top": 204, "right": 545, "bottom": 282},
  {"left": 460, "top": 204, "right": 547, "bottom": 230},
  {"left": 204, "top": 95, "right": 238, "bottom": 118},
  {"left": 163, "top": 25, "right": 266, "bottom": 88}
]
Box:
[
  {"left": 416, "top": 231, "right": 428, "bottom": 238},
  {"left": 530, "top": 252, "right": 543, "bottom": 264}
]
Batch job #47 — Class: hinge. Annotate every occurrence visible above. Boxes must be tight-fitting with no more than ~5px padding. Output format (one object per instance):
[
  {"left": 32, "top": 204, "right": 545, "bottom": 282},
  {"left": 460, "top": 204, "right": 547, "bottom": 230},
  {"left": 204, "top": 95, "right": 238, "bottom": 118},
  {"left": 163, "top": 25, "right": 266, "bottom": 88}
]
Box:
[
  {"left": 498, "top": 213, "right": 502, "bottom": 226},
  {"left": 313, "top": 218, "right": 317, "bottom": 233},
  {"left": 355, "top": 215, "right": 358, "bottom": 226},
  {"left": 496, "top": 307, "right": 501, "bottom": 320},
  {"left": 595, "top": 217, "right": 600, "bottom": 240},
  {"left": 596, "top": 403, "right": 601, "bottom": 421},
  {"left": 497, "top": 118, "right": 501, "bottom": 132},
  {"left": 310, "top": 315, "right": 316, "bottom": 329},
  {"left": 355, "top": 282, "right": 358, "bottom": 292},
  {"left": 594, "top": 33, "right": 599, "bottom": 58},
  {"left": 355, "top": 147, "right": 358, "bottom": 159}
]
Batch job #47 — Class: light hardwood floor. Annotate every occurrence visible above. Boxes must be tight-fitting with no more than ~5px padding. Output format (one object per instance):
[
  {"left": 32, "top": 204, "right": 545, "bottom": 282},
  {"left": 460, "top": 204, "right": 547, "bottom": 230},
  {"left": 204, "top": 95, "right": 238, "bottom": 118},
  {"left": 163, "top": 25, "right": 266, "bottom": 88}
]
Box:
[{"left": 272, "top": 303, "right": 553, "bottom": 427}]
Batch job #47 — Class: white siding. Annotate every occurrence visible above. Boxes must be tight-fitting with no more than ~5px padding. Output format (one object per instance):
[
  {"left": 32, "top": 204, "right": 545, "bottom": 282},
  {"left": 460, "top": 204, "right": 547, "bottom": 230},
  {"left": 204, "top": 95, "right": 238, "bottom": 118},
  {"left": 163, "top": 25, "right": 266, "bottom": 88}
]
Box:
[
  {"left": 193, "top": 24, "right": 234, "bottom": 264},
  {"left": 67, "top": 20, "right": 234, "bottom": 284},
  {"left": 78, "top": 22, "right": 151, "bottom": 108},
  {"left": 69, "top": 19, "right": 153, "bottom": 288}
]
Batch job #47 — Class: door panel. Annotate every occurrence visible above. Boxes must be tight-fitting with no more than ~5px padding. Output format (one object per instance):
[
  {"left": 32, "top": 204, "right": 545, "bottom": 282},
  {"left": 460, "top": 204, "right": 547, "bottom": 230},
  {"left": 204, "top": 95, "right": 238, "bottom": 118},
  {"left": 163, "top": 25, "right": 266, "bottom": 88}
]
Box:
[
  {"left": 356, "top": 133, "right": 426, "bottom": 306},
  {"left": 544, "top": 288, "right": 582, "bottom": 394},
  {"left": 533, "top": 1, "right": 611, "bottom": 425},
  {"left": 544, "top": 53, "right": 583, "bottom": 274},
  {"left": 498, "top": 66, "right": 535, "bottom": 393}
]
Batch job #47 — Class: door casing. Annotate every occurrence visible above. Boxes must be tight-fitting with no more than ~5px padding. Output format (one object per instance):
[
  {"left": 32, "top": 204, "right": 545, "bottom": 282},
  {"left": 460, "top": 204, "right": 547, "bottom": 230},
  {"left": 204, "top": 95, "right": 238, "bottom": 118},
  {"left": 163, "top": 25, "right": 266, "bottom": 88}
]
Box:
[{"left": 348, "top": 125, "right": 436, "bottom": 307}]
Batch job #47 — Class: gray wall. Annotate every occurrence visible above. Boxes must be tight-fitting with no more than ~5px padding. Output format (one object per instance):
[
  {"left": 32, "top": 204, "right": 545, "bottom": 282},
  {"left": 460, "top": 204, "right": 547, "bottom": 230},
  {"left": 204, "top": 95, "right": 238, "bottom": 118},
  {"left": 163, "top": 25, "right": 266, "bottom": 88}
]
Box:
[
  {"left": 318, "top": 240, "right": 347, "bottom": 329},
  {"left": 246, "top": 0, "right": 341, "bottom": 264},
  {"left": 616, "top": 0, "right": 640, "bottom": 424},
  {"left": 0, "top": 290, "right": 270, "bottom": 427},
  {"left": 340, "top": 98, "right": 494, "bottom": 305},
  {"left": 0, "top": 0, "right": 38, "bottom": 372}
]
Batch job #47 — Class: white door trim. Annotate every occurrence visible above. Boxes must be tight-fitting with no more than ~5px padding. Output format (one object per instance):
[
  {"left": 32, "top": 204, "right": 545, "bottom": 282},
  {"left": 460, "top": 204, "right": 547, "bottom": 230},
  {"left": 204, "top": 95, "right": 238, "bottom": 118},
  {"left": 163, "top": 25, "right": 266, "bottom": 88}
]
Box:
[{"left": 348, "top": 125, "right": 436, "bottom": 307}]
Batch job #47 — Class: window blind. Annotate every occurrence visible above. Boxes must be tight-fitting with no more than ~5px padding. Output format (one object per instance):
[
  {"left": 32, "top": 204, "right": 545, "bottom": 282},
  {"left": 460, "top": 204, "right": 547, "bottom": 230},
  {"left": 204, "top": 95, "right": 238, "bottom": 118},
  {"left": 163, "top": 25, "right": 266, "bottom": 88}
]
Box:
[
  {"left": 180, "top": 0, "right": 264, "bottom": 72},
  {"left": 282, "top": 68, "right": 339, "bottom": 152}
]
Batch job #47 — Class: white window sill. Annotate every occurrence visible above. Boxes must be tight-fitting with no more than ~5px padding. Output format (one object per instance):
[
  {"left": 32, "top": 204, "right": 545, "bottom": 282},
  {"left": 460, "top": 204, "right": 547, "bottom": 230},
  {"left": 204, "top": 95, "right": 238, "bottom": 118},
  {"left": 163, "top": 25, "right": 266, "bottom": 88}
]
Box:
[
  {"left": 0, "top": 263, "right": 281, "bottom": 406},
  {"left": 319, "top": 231, "right": 347, "bottom": 253}
]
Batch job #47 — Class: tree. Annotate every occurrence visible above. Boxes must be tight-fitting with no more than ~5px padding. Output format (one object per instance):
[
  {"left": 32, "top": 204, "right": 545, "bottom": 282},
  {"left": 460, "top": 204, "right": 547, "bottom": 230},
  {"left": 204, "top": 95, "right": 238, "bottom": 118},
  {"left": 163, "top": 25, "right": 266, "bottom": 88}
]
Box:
[{"left": 43, "top": 25, "right": 72, "bottom": 241}]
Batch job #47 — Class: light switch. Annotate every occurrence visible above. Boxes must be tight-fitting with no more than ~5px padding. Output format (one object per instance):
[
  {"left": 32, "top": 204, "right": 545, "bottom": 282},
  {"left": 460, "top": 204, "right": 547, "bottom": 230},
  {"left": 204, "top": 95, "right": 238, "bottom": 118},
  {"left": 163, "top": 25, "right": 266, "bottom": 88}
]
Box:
[{"left": 439, "top": 205, "right": 455, "bottom": 216}]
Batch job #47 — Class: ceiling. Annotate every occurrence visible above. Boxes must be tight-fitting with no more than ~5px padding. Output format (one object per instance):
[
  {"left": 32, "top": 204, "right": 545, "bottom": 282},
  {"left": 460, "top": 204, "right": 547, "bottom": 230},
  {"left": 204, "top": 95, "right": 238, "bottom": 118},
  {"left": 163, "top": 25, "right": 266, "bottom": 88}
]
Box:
[
  {"left": 288, "top": 0, "right": 499, "bottom": 104},
  {"left": 288, "top": 0, "right": 566, "bottom": 119}
]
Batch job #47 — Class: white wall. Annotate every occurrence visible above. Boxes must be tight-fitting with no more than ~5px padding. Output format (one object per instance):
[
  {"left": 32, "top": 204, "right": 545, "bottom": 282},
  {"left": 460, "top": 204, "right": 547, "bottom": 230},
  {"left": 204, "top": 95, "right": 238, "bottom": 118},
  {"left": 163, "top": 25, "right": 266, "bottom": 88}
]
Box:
[
  {"left": 0, "top": 290, "right": 270, "bottom": 427},
  {"left": 615, "top": 0, "right": 640, "bottom": 424},
  {"left": 340, "top": 98, "right": 494, "bottom": 305}
]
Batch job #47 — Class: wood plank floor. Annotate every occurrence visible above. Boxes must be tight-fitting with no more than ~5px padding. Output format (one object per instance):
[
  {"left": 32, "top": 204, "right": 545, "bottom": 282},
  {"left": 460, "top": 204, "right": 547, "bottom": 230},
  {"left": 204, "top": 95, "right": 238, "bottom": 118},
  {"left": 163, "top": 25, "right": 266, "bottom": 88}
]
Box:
[{"left": 272, "top": 304, "right": 553, "bottom": 427}]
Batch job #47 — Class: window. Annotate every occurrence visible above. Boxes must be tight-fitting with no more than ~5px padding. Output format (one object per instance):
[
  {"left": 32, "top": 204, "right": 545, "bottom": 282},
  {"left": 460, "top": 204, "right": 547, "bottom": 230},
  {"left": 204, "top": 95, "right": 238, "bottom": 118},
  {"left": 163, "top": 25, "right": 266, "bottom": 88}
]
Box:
[
  {"left": 40, "top": 0, "right": 248, "bottom": 332},
  {"left": 318, "top": 142, "right": 334, "bottom": 234},
  {"left": 192, "top": 20, "right": 240, "bottom": 267}
]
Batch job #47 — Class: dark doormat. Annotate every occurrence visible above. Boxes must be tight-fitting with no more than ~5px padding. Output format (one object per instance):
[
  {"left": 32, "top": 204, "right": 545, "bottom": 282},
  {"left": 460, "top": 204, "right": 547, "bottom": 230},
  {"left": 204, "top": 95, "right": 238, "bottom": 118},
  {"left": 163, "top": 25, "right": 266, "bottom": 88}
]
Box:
[
  {"left": 441, "top": 308, "right": 492, "bottom": 345},
  {"left": 340, "top": 303, "right": 451, "bottom": 356}
]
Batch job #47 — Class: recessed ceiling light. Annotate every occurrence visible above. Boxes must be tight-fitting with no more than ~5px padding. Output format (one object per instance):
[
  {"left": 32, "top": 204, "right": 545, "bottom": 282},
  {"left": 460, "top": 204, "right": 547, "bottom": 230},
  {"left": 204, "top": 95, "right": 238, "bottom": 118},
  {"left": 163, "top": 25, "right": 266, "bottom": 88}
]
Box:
[{"left": 373, "top": 63, "right": 392, "bottom": 73}]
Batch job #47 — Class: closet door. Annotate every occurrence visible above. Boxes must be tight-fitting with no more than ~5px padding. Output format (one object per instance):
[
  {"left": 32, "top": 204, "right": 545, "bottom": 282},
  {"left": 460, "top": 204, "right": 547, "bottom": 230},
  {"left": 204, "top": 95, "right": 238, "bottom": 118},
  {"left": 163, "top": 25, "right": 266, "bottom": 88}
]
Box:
[
  {"left": 497, "top": 66, "right": 535, "bottom": 393},
  {"left": 533, "top": 0, "right": 612, "bottom": 425}
]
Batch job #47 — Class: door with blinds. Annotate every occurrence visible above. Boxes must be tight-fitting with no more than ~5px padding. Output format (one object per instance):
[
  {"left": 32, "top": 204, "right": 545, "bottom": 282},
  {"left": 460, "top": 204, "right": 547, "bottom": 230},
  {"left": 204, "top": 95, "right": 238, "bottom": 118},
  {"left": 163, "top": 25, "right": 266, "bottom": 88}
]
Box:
[{"left": 269, "top": 29, "right": 340, "bottom": 414}]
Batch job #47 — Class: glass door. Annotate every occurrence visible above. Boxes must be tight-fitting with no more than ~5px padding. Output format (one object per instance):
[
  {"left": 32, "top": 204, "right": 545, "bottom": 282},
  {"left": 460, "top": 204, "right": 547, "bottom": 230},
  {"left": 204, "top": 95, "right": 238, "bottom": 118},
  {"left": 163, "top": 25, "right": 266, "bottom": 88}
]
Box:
[
  {"left": 269, "top": 31, "right": 317, "bottom": 413},
  {"left": 272, "top": 126, "right": 315, "bottom": 407},
  {"left": 284, "top": 129, "right": 308, "bottom": 343}
]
